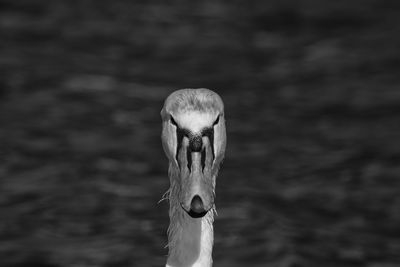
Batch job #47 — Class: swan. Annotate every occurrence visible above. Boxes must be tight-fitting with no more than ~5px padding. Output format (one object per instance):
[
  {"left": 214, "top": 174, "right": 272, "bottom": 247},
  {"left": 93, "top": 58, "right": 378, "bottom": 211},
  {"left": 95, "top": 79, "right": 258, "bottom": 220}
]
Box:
[{"left": 161, "top": 88, "right": 226, "bottom": 267}]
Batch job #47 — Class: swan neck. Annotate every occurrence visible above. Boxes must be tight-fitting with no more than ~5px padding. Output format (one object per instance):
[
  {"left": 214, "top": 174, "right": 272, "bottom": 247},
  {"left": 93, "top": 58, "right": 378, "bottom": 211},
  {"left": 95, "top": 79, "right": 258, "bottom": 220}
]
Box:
[{"left": 166, "top": 166, "right": 214, "bottom": 267}]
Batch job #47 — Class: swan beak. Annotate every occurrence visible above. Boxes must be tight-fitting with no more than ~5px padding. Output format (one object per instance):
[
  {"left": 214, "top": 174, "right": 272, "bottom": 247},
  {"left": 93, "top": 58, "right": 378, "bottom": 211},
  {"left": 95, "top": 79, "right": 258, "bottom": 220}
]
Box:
[{"left": 178, "top": 136, "right": 215, "bottom": 218}]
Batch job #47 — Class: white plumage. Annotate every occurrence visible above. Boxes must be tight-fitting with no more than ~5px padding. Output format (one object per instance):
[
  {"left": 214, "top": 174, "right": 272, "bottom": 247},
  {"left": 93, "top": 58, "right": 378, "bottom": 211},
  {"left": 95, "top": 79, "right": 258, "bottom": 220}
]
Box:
[{"left": 161, "top": 88, "right": 226, "bottom": 267}]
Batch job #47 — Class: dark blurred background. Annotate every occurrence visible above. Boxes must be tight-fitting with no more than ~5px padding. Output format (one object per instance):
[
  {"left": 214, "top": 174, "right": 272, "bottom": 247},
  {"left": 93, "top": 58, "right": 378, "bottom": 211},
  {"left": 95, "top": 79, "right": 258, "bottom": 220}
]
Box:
[{"left": 1, "top": 0, "right": 400, "bottom": 266}]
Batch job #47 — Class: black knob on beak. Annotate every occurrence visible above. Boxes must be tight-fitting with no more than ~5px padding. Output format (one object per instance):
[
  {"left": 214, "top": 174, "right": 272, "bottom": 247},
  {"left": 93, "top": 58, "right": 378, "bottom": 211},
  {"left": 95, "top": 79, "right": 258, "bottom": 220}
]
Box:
[
  {"left": 189, "top": 135, "right": 202, "bottom": 152},
  {"left": 188, "top": 195, "right": 207, "bottom": 218}
]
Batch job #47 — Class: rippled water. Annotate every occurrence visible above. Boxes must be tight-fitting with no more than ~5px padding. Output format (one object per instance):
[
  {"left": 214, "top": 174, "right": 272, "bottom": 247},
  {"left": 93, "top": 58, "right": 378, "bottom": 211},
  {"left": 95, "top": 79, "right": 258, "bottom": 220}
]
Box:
[{"left": 1, "top": 1, "right": 400, "bottom": 266}]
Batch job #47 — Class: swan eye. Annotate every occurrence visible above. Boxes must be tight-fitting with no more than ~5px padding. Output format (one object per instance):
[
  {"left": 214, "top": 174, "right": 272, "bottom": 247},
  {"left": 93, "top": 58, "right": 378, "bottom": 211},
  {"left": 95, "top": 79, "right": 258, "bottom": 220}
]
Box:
[
  {"left": 213, "top": 115, "right": 220, "bottom": 126},
  {"left": 170, "top": 116, "right": 178, "bottom": 127}
]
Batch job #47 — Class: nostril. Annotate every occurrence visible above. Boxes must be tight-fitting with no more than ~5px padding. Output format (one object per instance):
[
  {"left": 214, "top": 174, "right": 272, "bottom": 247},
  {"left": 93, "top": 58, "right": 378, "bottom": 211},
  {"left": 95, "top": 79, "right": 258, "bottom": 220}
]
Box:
[
  {"left": 190, "top": 195, "right": 204, "bottom": 213},
  {"left": 189, "top": 135, "right": 202, "bottom": 152}
]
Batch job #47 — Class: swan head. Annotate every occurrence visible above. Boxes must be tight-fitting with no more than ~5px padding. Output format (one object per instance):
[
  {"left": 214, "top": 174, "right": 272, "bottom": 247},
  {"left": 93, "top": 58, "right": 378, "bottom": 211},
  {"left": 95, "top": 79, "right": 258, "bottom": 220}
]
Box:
[{"left": 161, "top": 88, "right": 226, "bottom": 218}]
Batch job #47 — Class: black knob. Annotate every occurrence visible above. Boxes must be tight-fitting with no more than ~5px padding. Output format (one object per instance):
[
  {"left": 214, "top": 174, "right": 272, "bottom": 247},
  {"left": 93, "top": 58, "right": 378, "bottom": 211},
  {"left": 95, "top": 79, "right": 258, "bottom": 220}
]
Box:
[{"left": 189, "top": 135, "right": 202, "bottom": 152}]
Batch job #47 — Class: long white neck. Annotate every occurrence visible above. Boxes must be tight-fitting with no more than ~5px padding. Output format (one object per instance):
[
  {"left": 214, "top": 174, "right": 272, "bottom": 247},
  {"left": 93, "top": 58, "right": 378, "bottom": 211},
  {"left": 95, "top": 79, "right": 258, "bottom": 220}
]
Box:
[{"left": 166, "top": 166, "right": 215, "bottom": 267}]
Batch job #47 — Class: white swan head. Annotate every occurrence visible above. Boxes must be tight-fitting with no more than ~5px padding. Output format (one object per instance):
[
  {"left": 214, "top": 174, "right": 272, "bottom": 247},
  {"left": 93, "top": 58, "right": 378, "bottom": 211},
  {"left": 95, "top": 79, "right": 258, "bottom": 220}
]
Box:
[{"left": 161, "top": 88, "right": 226, "bottom": 218}]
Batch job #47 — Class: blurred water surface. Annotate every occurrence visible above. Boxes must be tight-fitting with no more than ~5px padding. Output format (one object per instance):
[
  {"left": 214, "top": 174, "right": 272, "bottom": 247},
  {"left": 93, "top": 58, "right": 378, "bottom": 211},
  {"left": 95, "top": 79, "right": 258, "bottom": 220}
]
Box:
[{"left": 1, "top": 1, "right": 400, "bottom": 266}]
